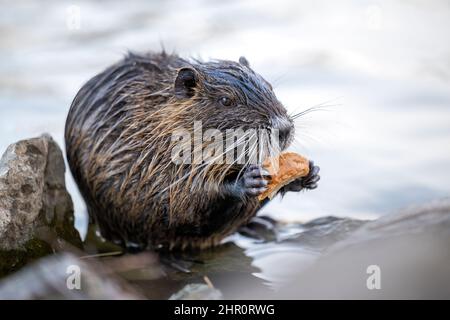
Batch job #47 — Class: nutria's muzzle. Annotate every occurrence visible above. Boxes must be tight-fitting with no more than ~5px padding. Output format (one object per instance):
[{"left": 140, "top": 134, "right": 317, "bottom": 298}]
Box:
[{"left": 270, "top": 116, "right": 295, "bottom": 150}]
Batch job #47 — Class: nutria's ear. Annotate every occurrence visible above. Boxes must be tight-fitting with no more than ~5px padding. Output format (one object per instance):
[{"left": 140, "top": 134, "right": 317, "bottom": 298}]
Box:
[
  {"left": 239, "top": 56, "right": 250, "bottom": 67},
  {"left": 175, "top": 67, "right": 198, "bottom": 98}
]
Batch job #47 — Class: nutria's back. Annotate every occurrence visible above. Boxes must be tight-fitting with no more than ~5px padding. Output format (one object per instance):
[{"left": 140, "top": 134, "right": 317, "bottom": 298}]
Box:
[{"left": 65, "top": 51, "right": 294, "bottom": 250}]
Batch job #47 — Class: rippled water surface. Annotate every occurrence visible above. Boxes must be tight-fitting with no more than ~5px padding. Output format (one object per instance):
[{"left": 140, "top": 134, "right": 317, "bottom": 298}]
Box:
[{"left": 1, "top": 0, "right": 450, "bottom": 292}]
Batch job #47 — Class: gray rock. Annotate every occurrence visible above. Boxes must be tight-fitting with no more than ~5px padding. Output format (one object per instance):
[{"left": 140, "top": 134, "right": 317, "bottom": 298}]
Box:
[
  {"left": 0, "top": 253, "right": 144, "bottom": 299},
  {"left": 279, "top": 199, "right": 450, "bottom": 299},
  {"left": 0, "top": 134, "right": 82, "bottom": 276},
  {"left": 289, "top": 216, "right": 368, "bottom": 250}
]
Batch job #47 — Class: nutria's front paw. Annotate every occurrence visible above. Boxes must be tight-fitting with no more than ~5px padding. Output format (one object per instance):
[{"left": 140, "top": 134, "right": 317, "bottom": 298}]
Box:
[
  {"left": 284, "top": 160, "right": 320, "bottom": 192},
  {"left": 229, "top": 164, "right": 271, "bottom": 198},
  {"left": 241, "top": 165, "right": 272, "bottom": 197}
]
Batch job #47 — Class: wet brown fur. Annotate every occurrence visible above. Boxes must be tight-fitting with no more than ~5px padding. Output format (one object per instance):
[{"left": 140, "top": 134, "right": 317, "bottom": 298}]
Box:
[{"left": 65, "top": 51, "right": 292, "bottom": 250}]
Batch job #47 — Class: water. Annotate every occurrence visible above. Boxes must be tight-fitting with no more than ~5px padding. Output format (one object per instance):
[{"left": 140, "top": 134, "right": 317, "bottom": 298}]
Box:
[{"left": 1, "top": 0, "right": 450, "bottom": 292}]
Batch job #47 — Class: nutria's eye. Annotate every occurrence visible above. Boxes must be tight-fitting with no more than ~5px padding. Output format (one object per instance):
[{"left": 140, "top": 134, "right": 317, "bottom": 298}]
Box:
[{"left": 219, "top": 96, "right": 233, "bottom": 107}]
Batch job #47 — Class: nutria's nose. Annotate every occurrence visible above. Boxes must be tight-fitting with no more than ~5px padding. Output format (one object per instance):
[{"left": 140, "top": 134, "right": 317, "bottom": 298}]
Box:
[
  {"left": 279, "top": 125, "right": 291, "bottom": 142},
  {"left": 271, "top": 116, "right": 293, "bottom": 146}
]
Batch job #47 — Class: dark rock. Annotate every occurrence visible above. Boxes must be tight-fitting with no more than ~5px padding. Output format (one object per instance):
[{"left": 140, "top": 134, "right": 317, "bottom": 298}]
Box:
[
  {"left": 290, "top": 216, "right": 368, "bottom": 250},
  {"left": 0, "top": 134, "right": 82, "bottom": 276},
  {"left": 239, "top": 215, "right": 367, "bottom": 250},
  {"left": 0, "top": 253, "right": 144, "bottom": 299}
]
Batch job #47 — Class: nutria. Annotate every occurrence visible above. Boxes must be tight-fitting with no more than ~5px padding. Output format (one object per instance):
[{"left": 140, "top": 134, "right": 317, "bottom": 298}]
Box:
[{"left": 65, "top": 51, "right": 320, "bottom": 251}]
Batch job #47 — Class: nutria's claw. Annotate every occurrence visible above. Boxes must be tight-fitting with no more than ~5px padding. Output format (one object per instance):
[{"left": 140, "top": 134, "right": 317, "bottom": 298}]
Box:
[
  {"left": 284, "top": 160, "right": 320, "bottom": 192},
  {"left": 238, "top": 164, "right": 271, "bottom": 197}
]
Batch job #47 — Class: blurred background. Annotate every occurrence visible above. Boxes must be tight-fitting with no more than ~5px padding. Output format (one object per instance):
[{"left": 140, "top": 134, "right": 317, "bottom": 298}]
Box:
[{"left": 1, "top": 0, "right": 450, "bottom": 239}]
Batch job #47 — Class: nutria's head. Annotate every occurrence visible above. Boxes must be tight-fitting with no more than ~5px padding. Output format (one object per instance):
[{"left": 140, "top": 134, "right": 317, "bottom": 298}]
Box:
[{"left": 172, "top": 56, "right": 294, "bottom": 152}]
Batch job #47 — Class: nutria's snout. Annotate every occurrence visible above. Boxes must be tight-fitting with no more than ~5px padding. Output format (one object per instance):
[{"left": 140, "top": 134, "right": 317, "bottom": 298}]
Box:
[{"left": 271, "top": 116, "right": 295, "bottom": 150}]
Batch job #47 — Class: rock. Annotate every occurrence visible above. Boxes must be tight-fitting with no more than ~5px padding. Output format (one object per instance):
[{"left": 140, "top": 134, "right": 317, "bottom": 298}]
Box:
[
  {"left": 0, "top": 253, "right": 144, "bottom": 299},
  {"left": 169, "top": 283, "right": 223, "bottom": 300},
  {"left": 0, "top": 134, "right": 82, "bottom": 276},
  {"left": 279, "top": 199, "right": 450, "bottom": 299},
  {"left": 287, "top": 216, "right": 368, "bottom": 250},
  {"left": 238, "top": 215, "right": 367, "bottom": 250}
]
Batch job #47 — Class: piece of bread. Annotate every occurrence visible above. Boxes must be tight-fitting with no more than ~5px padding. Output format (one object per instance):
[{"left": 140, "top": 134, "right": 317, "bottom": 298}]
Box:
[{"left": 258, "top": 152, "right": 310, "bottom": 201}]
